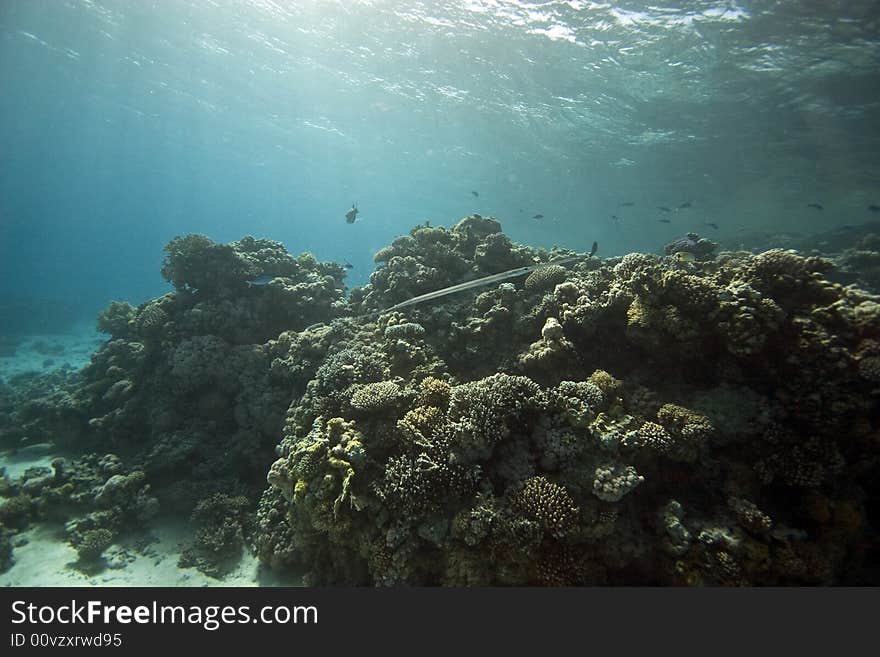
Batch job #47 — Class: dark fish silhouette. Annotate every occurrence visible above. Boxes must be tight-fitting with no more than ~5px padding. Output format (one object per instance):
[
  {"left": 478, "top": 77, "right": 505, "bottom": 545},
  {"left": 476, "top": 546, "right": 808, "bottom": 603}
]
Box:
[
  {"left": 807, "top": 203, "right": 823, "bottom": 210},
  {"left": 344, "top": 262, "right": 354, "bottom": 269},
  {"left": 868, "top": 205, "right": 880, "bottom": 213},
  {"left": 532, "top": 214, "right": 544, "bottom": 219},
  {"left": 589, "top": 241, "right": 598, "bottom": 257},
  {"left": 657, "top": 206, "right": 672, "bottom": 213},
  {"left": 471, "top": 191, "right": 479, "bottom": 197},
  {"left": 658, "top": 218, "right": 671, "bottom": 224},
  {"left": 679, "top": 201, "right": 692, "bottom": 209},
  {"left": 619, "top": 201, "right": 635, "bottom": 207},
  {"left": 704, "top": 222, "right": 719, "bottom": 230},
  {"left": 345, "top": 203, "right": 359, "bottom": 223},
  {"left": 611, "top": 215, "right": 621, "bottom": 222}
]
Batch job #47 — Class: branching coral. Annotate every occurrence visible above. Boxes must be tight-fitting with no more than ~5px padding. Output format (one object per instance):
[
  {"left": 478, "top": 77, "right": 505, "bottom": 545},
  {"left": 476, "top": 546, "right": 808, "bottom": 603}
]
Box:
[
  {"left": 510, "top": 476, "right": 579, "bottom": 538},
  {"left": 446, "top": 373, "right": 542, "bottom": 461}
]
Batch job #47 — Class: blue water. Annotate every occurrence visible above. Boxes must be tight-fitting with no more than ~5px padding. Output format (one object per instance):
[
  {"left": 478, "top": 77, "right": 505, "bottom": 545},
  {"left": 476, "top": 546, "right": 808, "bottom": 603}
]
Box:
[{"left": 2, "top": 0, "right": 879, "bottom": 323}]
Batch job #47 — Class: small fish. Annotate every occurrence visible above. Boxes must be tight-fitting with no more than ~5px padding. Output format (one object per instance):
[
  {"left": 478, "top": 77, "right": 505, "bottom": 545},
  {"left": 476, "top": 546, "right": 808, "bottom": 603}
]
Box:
[
  {"left": 611, "top": 214, "right": 621, "bottom": 222},
  {"left": 619, "top": 201, "right": 635, "bottom": 207},
  {"left": 15, "top": 441, "right": 55, "bottom": 456},
  {"left": 807, "top": 203, "right": 823, "bottom": 211},
  {"left": 658, "top": 218, "right": 671, "bottom": 224},
  {"left": 868, "top": 205, "right": 880, "bottom": 213},
  {"left": 674, "top": 252, "right": 696, "bottom": 263},
  {"left": 344, "top": 262, "right": 354, "bottom": 269},
  {"left": 679, "top": 201, "right": 692, "bottom": 209},
  {"left": 657, "top": 206, "right": 672, "bottom": 213},
  {"left": 345, "top": 203, "right": 359, "bottom": 223},
  {"left": 247, "top": 275, "right": 275, "bottom": 287},
  {"left": 704, "top": 222, "right": 719, "bottom": 230},
  {"left": 471, "top": 190, "right": 479, "bottom": 197},
  {"left": 589, "top": 241, "right": 598, "bottom": 257},
  {"left": 532, "top": 214, "right": 544, "bottom": 219}
]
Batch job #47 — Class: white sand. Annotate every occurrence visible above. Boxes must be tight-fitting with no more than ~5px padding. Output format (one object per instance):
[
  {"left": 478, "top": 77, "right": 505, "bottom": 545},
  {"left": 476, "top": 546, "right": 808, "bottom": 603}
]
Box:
[
  {"left": 0, "top": 449, "right": 304, "bottom": 587},
  {"left": 1, "top": 520, "right": 303, "bottom": 587},
  {"left": 1, "top": 452, "right": 56, "bottom": 481},
  {"left": 1, "top": 451, "right": 304, "bottom": 587}
]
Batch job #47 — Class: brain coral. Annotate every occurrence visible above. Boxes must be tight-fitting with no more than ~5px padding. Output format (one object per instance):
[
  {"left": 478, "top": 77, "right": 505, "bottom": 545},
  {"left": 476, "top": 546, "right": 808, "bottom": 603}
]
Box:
[{"left": 525, "top": 265, "right": 569, "bottom": 292}]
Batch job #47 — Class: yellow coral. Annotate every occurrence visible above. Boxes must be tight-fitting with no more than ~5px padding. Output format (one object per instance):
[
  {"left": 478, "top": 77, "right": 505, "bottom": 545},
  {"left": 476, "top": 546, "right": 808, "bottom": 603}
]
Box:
[
  {"left": 397, "top": 406, "right": 446, "bottom": 448},
  {"left": 293, "top": 478, "right": 309, "bottom": 502},
  {"left": 588, "top": 369, "right": 623, "bottom": 399},
  {"left": 419, "top": 376, "right": 451, "bottom": 409}
]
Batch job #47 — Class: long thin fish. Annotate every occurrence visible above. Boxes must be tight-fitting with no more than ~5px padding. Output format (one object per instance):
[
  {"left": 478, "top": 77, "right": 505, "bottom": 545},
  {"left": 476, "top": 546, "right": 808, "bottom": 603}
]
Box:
[{"left": 380, "top": 242, "right": 597, "bottom": 314}]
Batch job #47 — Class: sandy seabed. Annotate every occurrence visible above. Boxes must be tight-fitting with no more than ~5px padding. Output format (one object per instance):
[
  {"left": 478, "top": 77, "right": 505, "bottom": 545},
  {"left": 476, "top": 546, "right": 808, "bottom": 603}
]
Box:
[
  {"left": 1, "top": 327, "right": 302, "bottom": 587},
  {"left": 1, "top": 521, "right": 275, "bottom": 587},
  {"left": 0, "top": 324, "right": 103, "bottom": 380}
]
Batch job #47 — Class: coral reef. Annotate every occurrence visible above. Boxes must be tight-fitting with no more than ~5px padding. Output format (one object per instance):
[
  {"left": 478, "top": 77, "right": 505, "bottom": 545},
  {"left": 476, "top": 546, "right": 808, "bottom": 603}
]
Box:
[
  {"left": 5, "top": 219, "right": 880, "bottom": 585},
  {"left": 255, "top": 218, "right": 878, "bottom": 584},
  {"left": 178, "top": 493, "right": 252, "bottom": 578}
]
